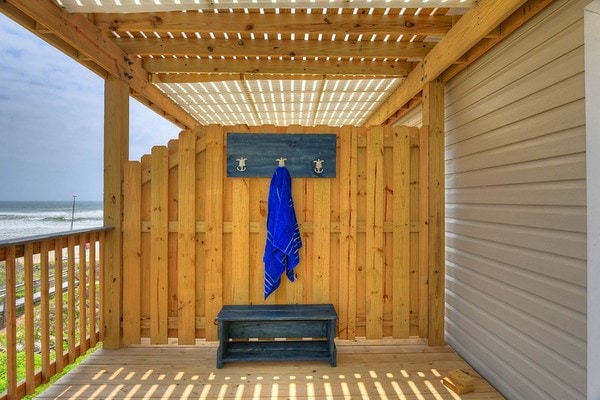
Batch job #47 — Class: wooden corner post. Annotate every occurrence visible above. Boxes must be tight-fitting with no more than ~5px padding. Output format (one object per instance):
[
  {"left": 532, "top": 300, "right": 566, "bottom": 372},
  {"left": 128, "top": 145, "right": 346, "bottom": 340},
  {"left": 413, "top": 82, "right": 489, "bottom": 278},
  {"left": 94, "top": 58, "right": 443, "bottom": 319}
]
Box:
[
  {"left": 103, "top": 76, "right": 129, "bottom": 349},
  {"left": 423, "top": 79, "right": 445, "bottom": 346}
]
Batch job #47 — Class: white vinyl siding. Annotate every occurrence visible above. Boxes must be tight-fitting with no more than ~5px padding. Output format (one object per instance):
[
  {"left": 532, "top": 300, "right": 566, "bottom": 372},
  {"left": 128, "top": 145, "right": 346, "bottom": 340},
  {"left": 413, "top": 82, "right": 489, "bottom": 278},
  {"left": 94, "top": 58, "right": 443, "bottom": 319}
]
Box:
[{"left": 444, "top": 0, "right": 587, "bottom": 399}]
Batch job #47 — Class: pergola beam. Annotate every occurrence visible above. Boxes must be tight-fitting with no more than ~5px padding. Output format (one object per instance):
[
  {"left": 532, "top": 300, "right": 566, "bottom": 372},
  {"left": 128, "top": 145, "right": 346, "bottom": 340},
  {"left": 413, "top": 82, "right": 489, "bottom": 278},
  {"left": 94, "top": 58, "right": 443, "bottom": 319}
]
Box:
[
  {"left": 3, "top": 0, "right": 198, "bottom": 130},
  {"left": 366, "top": 0, "right": 529, "bottom": 126},
  {"left": 95, "top": 12, "right": 453, "bottom": 37},
  {"left": 151, "top": 73, "right": 401, "bottom": 83},
  {"left": 63, "top": 0, "right": 477, "bottom": 13},
  {"left": 144, "top": 57, "right": 412, "bottom": 77},
  {"left": 116, "top": 37, "right": 435, "bottom": 60}
]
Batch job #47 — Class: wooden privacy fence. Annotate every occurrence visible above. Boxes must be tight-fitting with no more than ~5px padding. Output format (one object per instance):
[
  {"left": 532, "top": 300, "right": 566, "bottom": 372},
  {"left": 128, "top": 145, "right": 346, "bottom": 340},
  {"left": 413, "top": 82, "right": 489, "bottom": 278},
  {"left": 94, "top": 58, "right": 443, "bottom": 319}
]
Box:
[{"left": 122, "top": 124, "right": 440, "bottom": 344}]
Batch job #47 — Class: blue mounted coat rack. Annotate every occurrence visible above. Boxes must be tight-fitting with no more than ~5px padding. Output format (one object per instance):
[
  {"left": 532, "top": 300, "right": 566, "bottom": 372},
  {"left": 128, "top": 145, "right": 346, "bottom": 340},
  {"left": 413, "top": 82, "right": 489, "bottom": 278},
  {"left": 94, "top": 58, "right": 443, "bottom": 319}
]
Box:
[{"left": 226, "top": 133, "right": 336, "bottom": 178}]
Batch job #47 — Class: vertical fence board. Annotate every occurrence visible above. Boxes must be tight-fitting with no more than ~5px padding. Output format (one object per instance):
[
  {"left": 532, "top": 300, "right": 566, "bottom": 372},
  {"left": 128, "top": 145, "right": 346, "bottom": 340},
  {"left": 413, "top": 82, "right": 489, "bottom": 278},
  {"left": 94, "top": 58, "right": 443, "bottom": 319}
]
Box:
[
  {"left": 151, "top": 146, "right": 169, "bottom": 344},
  {"left": 231, "top": 178, "right": 250, "bottom": 304},
  {"left": 168, "top": 139, "right": 180, "bottom": 339},
  {"left": 289, "top": 168, "right": 305, "bottom": 304},
  {"left": 383, "top": 139, "right": 394, "bottom": 338},
  {"left": 393, "top": 126, "right": 412, "bottom": 338},
  {"left": 356, "top": 136, "right": 367, "bottom": 338},
  {"left": 123, "top": 161, "right": 141, "bottom": 344},
  {"left": 338, "top": 126, "right": 357, "bottom": 339},
  {"left": 205, "top": 125, "right": 224, "bottom": 340},
  {"left": 409, "top": 131, "right": 421, "bottom": 336},
  {"left": 301, "top": 178, "right": 314, "bottom": 304},
  {"left": 313, "top": 179, "right": 331, "bottom": 303},
  {"left": 365, "top": 126, "right": 385, "bottom": 339},
  {"left": 250, "top": 178, "right": 268, "bottom": 303},
  {"left": 195, "top": 138, "right": 207, "bottom": 337},
  {"left": 418, "top": 126, "right": 430, "bottom": 338},
  {"left": 178, "top": 130, "right": 197, "bottom": 344}
]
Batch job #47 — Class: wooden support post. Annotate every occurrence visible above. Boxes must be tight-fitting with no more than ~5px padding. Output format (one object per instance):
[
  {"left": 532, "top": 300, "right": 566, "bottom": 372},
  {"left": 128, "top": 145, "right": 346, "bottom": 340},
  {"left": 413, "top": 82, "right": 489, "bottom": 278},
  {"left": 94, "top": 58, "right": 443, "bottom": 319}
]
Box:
[
  {"left": 423, "top": 79, "right": 445, "bottom": 346},
  {"left": 103, "top": 75, "right": 129, "bottom": 349}
]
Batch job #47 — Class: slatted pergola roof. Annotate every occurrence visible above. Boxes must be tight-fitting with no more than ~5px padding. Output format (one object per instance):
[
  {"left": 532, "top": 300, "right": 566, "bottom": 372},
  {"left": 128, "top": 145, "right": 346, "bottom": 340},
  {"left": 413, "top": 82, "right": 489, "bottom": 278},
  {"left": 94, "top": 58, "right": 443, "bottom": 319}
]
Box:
[{"left": 1, "top": 0, "right": 551, "bottom": 129}]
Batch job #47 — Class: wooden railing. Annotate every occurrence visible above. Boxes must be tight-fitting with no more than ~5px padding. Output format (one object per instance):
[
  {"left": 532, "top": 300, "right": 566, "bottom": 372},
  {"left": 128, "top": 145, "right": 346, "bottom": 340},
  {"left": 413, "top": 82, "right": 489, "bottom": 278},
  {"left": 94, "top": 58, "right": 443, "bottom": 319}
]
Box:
[{"left": 0, "top": 227, "right": 112, "bottom": 400}]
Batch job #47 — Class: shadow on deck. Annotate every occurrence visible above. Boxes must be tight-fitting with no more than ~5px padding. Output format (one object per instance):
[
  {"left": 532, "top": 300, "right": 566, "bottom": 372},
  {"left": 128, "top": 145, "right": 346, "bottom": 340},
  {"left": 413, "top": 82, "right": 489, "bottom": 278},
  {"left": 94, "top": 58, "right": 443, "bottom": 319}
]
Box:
[{"left": 36, "top": 339, "right": 505, "bottom": 399}]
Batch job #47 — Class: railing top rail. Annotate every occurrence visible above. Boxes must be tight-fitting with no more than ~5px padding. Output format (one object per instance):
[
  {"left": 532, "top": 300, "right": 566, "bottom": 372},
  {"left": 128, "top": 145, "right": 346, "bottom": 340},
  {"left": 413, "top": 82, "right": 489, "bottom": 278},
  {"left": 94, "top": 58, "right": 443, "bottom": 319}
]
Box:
[{"left": 0, "top": 226, "right": 114, "bottom": 249}]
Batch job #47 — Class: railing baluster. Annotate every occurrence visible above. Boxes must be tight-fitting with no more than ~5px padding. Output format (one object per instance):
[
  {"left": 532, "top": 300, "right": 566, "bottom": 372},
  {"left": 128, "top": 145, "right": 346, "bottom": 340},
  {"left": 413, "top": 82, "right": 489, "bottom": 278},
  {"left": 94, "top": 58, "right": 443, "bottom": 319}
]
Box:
[
  {"left": 54, "top": 237, "right": 64, "bottom": 374},
  {"left": 24, "top": 243, "right": 35, "bottom": 395},
  {"left": 99, "top": 231, "right": 106, "bottom": 343},
  {"left": 67, "top": 235, "right": 76, "bottom": 364},
  {"left": 89, "top": 232, "right": 97, "bottom": 348},
  {"left": 79, "top": 233, "right": 88, "bottom": 354},
  {"left": 6, "top": 246, "right": 18, "bottom": 399},
  {"left": 40, "top": 240, "right": 51, "bottom": 384}
]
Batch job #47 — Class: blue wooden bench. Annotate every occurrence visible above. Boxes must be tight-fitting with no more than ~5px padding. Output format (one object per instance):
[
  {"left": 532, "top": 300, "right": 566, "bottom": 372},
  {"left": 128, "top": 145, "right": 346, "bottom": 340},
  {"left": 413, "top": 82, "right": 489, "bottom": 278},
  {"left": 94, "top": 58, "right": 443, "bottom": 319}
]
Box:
[{"left": 215, "top": 304, "right": 337, "bottom": 369}]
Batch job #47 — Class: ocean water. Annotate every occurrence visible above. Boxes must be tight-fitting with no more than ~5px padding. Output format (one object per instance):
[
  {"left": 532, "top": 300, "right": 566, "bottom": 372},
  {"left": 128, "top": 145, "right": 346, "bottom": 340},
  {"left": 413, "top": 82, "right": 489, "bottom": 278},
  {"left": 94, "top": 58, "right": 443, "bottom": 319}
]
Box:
[{"left": 0, "top": 201, "right": 103, "bottom": 241}]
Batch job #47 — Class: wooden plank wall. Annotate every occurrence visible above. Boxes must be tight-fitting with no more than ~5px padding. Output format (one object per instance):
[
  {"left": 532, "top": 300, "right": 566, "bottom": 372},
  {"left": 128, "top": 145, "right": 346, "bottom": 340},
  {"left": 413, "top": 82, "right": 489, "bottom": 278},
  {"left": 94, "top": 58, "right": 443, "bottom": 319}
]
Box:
[{"left": 122, "top": 124, "right": 432, "bottom": 342}]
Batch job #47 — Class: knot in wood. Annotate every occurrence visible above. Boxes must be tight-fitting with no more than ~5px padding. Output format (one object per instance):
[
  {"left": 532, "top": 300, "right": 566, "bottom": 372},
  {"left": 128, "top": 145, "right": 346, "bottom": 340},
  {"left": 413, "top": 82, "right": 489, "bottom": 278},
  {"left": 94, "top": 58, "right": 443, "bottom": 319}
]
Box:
[{"left": 151, "top": 15, "right": 163, "bottom": 27}]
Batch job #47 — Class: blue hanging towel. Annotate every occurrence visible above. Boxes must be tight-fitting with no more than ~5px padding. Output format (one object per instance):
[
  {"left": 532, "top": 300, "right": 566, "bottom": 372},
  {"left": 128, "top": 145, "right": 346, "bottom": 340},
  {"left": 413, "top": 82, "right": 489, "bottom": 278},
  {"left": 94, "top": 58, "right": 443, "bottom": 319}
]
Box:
[{"left": 263, "top": 166, "right": 303, "bottom": 299}]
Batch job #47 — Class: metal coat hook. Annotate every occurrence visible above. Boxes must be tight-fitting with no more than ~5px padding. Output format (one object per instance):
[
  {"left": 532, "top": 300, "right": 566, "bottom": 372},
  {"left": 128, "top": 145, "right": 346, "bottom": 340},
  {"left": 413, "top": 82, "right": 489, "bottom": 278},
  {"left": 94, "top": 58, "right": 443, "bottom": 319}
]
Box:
[
  {"left": 276, "top": 157, "right": 287, "bottom": 167},
  {"left": 313, "top": 159, "right": 324, "bottom": 174},
  {"left": 236, "top": 157, "right": 248, "bottom": 172}
]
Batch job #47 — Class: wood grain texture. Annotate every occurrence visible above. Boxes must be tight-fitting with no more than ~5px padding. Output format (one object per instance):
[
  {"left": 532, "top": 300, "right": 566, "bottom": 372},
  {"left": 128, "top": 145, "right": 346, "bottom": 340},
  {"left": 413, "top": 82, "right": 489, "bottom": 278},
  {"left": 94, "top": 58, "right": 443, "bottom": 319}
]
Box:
[
  {"left": 123, "top": 161, "right": 142, "bottom": 344},
  {"left": 124, "top": 124, "right": 435, "bottom": 343},
  {"left": 365, "top": 126, "right": 385, "bottom": 339},
  {"left": 103, "top": 76, "right": 128, "bottom": 349},
  {"left": 204, "top": 125, "right": 224, "bottom": 340},
  {"left": 36, "top": 340, "right": 505, "bottom": 400},
  {"left": 393, "top": 126, "right": 413, "bottom": 338},
  {"left": 150, "top": 146, "right": 169, "bottom": 344},
  {"left": 424, "top": 80, "right": 446, "bottom": 346},
  {"left": 177, "top": 130, "right": 197, "bottom": 344}
]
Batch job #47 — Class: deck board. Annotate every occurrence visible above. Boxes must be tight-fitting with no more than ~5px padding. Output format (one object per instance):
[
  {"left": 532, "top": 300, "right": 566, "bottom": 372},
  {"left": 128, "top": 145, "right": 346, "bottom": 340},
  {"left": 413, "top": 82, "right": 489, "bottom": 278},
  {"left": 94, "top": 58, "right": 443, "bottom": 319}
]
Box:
[{"left": 36, "top": 339, "right": 505, "bottom": 399}]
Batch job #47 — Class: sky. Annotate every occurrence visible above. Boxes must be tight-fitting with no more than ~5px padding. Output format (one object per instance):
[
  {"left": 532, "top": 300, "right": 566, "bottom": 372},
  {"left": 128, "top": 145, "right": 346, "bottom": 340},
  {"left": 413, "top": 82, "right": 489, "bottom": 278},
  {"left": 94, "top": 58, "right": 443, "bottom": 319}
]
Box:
[{"left": 0, "top": 13, "right": 181, "bottom": 202}]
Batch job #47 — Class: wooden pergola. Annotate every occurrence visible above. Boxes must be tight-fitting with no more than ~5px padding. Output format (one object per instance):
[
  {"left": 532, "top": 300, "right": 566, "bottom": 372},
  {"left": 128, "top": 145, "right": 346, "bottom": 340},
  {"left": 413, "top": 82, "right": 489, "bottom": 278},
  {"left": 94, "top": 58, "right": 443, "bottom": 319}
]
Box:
[
  {"left": 1, "top": 0, "right": 551, "bottom": 350},
  {"left": 0, "top": 1, "right": 566, "bottom": 399}
]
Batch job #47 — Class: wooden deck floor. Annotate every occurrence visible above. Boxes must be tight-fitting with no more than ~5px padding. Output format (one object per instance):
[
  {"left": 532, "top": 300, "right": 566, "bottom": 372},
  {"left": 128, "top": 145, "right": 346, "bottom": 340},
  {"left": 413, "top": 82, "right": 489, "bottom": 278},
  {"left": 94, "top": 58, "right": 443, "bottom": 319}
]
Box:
[{"left": 36, "top": 339, "right": 505, "bottom": 399}]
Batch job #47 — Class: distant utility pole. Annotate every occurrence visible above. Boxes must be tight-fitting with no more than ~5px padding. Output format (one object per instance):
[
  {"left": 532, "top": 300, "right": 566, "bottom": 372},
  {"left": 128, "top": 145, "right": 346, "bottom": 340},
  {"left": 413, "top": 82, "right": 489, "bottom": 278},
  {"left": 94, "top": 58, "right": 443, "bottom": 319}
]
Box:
[{"left": 70, "top": 194, "right": 77, "bottom": 230}]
